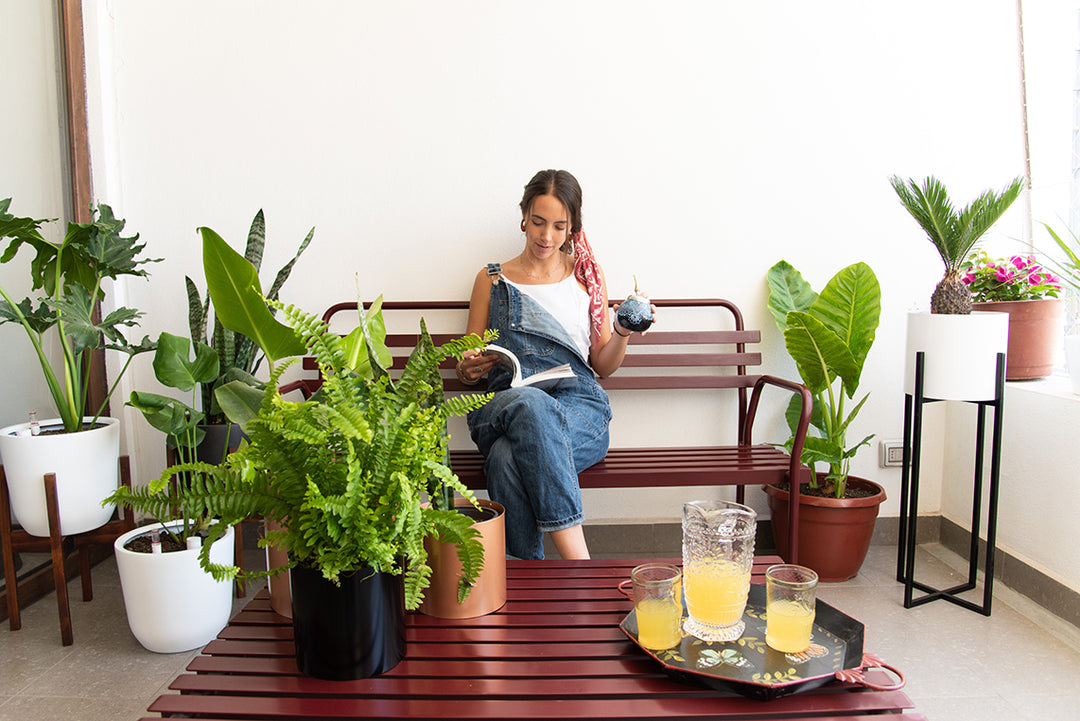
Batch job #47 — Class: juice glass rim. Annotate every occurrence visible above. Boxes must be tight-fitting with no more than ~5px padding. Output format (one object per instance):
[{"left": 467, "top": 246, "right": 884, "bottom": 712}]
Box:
[
  {"left": 766, "top": 563, "right": 818, "bottom": 589},
  {"left": 631, "top": 562, "right": 682, "bottom": 587}
]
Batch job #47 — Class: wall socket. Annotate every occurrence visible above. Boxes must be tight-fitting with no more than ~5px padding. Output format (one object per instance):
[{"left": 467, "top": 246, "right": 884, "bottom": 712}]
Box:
[{"left": 879, "top": 440, "right": 905, "bottom": 467}]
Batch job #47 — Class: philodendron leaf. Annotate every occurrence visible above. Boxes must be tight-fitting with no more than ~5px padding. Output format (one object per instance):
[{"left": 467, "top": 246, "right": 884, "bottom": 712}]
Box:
[
  {"left": 767, "top": 260, "right": 818, "bottom": 332},
  {"left": 783, "top": 311, "right": 858, "bottom": 396},
  {"left": 200, "top": 226, "right": 305, "bottom": 362},
  {"left": 127, "top": 390, "right": 194, "bottom": 437},
  {"left": 153, "top": 331, "right": 220, "bottom": 392},
  {"left": 214, "top": 378, "right": 266, "bottom": 430}
]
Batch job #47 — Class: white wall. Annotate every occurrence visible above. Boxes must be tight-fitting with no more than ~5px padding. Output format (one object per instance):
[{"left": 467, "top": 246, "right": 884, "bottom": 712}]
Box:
[
  {"left": 7, "top": 1, "right": 1078, "bottom": 591},
  {"left": 0, "top": 0, "right": 68, "bottom": 429}
]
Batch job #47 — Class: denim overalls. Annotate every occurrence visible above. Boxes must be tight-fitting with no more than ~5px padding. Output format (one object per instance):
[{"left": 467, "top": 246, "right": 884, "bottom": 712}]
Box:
[{"left": 466, "top": 266, "right": 612, "bottom": 559}]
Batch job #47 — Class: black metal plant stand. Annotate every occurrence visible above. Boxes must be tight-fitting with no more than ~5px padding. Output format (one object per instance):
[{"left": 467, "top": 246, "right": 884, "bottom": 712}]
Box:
[{"left": 896, "top": 351, "right": 1006, "bottom": 616}]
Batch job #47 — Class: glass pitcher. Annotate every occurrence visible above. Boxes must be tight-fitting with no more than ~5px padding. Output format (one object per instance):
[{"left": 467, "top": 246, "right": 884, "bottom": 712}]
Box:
[{"left": 681, "top": 500, "right": 757, "bottom": 642}]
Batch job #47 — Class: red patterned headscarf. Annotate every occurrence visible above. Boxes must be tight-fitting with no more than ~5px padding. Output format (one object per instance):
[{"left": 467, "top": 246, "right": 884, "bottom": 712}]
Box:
[{"left": 571, "top": 230, "right": 606, "bottom": 346}]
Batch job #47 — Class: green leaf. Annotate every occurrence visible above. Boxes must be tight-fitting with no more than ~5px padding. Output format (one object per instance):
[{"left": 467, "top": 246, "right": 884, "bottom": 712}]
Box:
[
  {"left": 45, "top": 284, "right": 103, "bottom": 355},
  {"left": 200, "top": 226, "right": 306, "bottom": 362},
  {"left": 890, "top": 175, "right": 1023, "bottom": 270},
  {"left": 767, "top": 260, "right": 818, "bottom": 332},
  {"left": 783, "top": 311, "right": 857, "bottom": 396},
  {"left": 127, "top": 390, "right": 203, "bottom": 438},
  {"left": 214, "top": 378, "right": 266, "bottom": 430},
  {"left": 243, "top": 209, "right": 266, "bottom": 272},
  {"left": 810, "top": 262, "right": 880, "bottom": 377},
  {"left": 152, "top": 331, "right": 220, "bottom": 392},
  {"left": 785, "top": 392, "right": 826, "bottom": 438},
  {"left": 0, "top": 296, "right": 55, "bottom": 333},
  {"left": 266, "top": 225, "right": 315, "bottom": 302}
]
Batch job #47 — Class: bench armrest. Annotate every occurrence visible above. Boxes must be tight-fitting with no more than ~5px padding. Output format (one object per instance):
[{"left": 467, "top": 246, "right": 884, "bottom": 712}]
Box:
[
  {"left": 277, "top": 379, "right": 321, "bottom": 400},
  {"left": 744, "top": 374, "right": 813, "bottom": 487}
]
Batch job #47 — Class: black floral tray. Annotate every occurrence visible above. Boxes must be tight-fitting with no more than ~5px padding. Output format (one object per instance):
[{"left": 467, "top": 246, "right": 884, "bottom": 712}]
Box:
[{"left": 620, "top": 583, "right": 897, "bottom": 701}]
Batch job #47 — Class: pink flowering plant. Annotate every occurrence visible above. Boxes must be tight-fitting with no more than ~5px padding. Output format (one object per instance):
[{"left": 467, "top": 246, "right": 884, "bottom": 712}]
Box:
[{"left": 961, "top": 250, "right": 1062, "bottom": 302}]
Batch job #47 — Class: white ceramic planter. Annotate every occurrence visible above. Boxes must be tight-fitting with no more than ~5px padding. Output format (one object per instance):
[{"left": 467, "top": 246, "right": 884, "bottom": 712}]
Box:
[
  {"left": 114, "top": 521, "right": 235, "bottom": 653},
  {"left": 905, "top": 312, "right": 1010, "bottom": 401},
  {"left": 0, "top": 417, "right": 120, "bottom": 536}
]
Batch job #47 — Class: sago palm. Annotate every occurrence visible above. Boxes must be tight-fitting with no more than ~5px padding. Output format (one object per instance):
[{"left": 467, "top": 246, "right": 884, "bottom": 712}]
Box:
[{"left": 889, "top": 175, "right": 1024, "bottom": 314}]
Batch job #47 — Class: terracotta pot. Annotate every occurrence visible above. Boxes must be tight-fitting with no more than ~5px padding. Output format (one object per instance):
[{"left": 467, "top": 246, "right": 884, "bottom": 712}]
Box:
[
  {"left": 764, "top": 477, "right": 886, "bottom": 582},
  {"left": 972, "top": 298, "right": 1064, "bottom": 380},
  {"left": 264, "top": 519, "right": 292, "bottom": 619},
  {"left": 419, "top": 498, "right": 506, "bottom": 618}
]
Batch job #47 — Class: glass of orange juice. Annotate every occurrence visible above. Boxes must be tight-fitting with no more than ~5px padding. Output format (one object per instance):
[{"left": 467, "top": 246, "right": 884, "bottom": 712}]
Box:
[
  {"left": 765, "top": 564, "right": 818, "bottom": 653},
  {"left": 682, "top": 500, "right": 756, "bottom": 642},
  {"left": 618, "top": 563, "right": 683, "bottom": 650}
]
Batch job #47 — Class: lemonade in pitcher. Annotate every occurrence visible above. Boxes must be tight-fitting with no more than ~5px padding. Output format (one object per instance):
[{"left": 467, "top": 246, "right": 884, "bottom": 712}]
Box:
[
  {"left": 681, "top": 500, "right": 757, "bottom": 642},
  {"left": 683, "top": 560, "right": 750, "bottom": 627}
]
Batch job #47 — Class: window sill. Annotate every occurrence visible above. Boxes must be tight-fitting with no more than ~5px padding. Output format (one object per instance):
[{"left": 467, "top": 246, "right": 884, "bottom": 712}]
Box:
[{"left": 1006, "top": 371, "right": 1079, "bottom": 401}]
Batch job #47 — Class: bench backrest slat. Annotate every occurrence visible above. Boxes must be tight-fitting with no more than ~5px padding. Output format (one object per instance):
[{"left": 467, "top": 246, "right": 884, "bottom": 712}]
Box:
[{"left": 306, "top": 298, "right": 762, "bottom": 441}]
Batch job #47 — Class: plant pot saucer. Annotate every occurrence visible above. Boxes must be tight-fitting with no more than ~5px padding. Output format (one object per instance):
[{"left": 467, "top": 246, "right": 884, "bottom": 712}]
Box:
[{"left": 620, "top": 584, "right": 898, "bottom": 701}]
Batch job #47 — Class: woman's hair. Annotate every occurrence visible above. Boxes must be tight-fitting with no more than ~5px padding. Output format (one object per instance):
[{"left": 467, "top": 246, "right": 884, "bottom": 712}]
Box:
[{"left": 519, "top": 169, "right": 583, "bottom": 236}]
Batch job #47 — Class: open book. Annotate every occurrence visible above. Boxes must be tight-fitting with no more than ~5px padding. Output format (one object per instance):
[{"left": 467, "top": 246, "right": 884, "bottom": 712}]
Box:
[{"left": 484, "top": 344, "right": 577, "bottom": 390}]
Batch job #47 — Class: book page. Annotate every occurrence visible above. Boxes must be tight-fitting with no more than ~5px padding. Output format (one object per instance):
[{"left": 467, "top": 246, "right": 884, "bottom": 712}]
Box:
[{"left": 483, "top": 344, "right": 577, "bottom": 389}]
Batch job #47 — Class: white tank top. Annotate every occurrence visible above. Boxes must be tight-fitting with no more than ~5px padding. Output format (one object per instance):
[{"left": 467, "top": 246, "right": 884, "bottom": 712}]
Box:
[{"left": 504, "top": 275, "right": 591, "bottom": 360}]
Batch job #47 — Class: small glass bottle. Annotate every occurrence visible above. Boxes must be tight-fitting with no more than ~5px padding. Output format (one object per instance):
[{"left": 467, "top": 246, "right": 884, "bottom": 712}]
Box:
[{"left": 28, "top": 411, "right": 40, "bottom": 436}]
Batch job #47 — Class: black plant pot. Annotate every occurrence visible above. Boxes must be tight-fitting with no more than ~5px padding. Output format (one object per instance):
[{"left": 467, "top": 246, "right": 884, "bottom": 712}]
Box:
[
  {"left": 195, "top": 423, "right": 247, "bottom": 465},
  {"left": 290, "top": 564, "right": 406, "bottom": 680}
]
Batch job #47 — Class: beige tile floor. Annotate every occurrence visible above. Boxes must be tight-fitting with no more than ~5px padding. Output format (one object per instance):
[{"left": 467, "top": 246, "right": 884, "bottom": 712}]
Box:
[{"left": 1, "top": 542, "right": 1078, "bottom": 720}]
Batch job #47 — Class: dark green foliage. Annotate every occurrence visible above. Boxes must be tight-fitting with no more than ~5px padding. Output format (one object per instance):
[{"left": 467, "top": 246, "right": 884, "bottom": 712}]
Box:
[{"left": 0, "top": 198, "right": 157, "bottom": 431}]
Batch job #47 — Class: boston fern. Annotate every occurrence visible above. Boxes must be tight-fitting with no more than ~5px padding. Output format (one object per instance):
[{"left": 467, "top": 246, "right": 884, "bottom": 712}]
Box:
[{"left": 107, "top": 297, "right": 493, "bottom": 609}]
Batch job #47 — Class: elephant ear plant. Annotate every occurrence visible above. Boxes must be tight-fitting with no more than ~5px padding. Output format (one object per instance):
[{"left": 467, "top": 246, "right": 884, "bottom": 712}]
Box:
[
  {"left": 107, "top": 226, "right": 494, "bottom": 608},
  {"left": 767, "top": 260, "right": 881, "bottom": 498},
  {"left": 0, "top": 198, "right": 156, "bottom": 432}
]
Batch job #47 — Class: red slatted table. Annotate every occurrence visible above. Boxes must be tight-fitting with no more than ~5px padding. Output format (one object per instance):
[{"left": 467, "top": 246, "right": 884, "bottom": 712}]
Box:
[{"left": 140, "top": 556, "right": 924, "bottom": 720}]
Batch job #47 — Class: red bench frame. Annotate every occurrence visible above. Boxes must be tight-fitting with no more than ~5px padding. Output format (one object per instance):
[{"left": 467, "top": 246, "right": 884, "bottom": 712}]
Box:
[{"left": 281, "top": 299, "right": 812, "bottom": 562}]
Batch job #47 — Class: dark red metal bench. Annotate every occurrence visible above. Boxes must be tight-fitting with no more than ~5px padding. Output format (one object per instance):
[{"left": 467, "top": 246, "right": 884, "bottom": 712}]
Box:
[{"left": 280, "top": 299, "right": 812, "bottom": 562}]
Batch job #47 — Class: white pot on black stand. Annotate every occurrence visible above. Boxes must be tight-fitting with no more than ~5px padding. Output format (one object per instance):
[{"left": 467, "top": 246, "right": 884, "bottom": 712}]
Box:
[{"left": 900, "top": 311, "right": 1009, "bottom": 615}]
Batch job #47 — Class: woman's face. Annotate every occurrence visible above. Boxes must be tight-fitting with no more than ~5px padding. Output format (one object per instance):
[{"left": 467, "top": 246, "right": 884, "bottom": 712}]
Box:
[{"left": 522, "top": 193, "right": 570, "bottom": 260}]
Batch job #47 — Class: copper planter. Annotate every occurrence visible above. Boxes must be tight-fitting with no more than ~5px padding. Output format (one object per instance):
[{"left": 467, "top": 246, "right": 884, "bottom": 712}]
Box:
[
  {"left": 419, "top": 498, "right": 506, "bottom": 618},
  {"left": 264, "top": 520, "right": 292, "bottom": 619}
]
